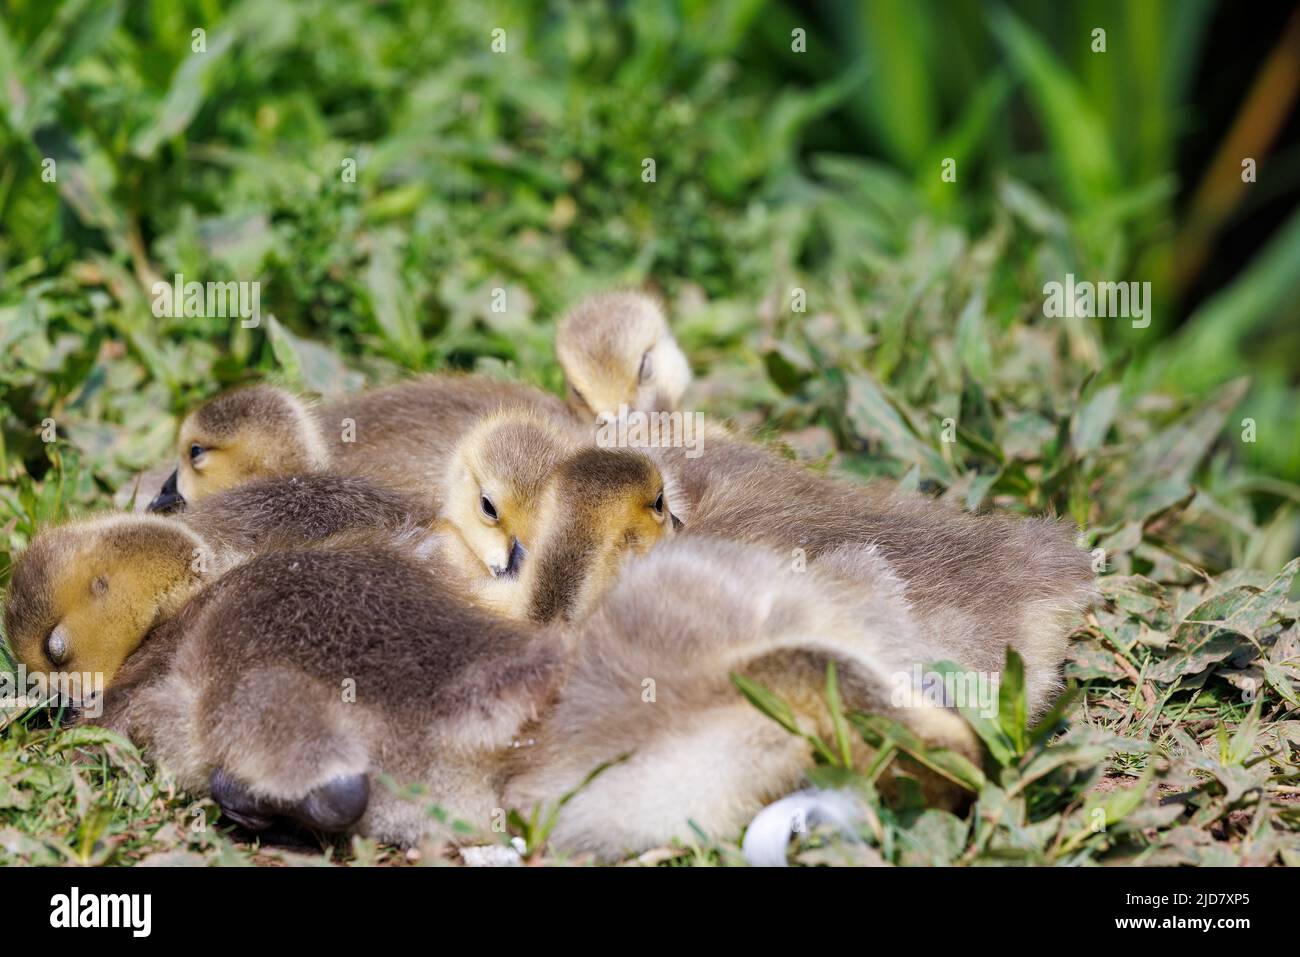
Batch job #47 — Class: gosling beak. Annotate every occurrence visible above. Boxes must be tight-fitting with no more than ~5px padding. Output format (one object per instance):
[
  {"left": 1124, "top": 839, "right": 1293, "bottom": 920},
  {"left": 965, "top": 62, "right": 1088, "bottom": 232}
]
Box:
[
  {"left": 490, "top": 539, "right": 527, "bottom": 578},
  {"left": 505, "top": 538, "right": 526, "bottom": 577},
  {"left": 670, "top": 512, "right": 684, "bottom": 531},
  {"left": 147, "top": 469, "right": 185, "bottom": 514}
]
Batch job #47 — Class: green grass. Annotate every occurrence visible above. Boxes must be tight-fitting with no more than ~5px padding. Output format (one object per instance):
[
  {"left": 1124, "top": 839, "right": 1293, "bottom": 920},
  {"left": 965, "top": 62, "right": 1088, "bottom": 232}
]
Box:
[{"left": 1, "top": 0, "right": 1298, "bottom": 865}]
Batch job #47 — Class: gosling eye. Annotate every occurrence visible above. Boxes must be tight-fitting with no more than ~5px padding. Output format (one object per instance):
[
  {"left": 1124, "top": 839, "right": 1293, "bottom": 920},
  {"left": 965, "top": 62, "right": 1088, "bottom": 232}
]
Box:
[
  {"left": 45, "top": 628, "right": 68, "bottom": 666},
  {"left": 569, "top": 384, "right": 587, "bottom": 408},
  {"left": 639, "top": 350, "right": 654, "bottom": 382},
  {"left": 91, "top": 575, "right": 108, "bottom": 599},
  {"left": 651, "top": 490, "right": 664, "bottom": 515},
  {"left": 189, "top": 443, "right": 206, "bottom": 463},
  {"left": 480, "top": 494, "right": 498, "bottom": 522}
]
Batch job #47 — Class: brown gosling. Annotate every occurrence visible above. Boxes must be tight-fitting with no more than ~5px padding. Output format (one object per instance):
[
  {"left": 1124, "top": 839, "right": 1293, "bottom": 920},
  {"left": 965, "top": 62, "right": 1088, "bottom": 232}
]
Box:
[
  {"left": 150, "top": 385, "right": 328, "bottom": 512},
  {"left": 436, "top": 408, "right": 583, "bottom": 581},
  {"left": 473, "top": 446, "right": 682, "bottom": 622},
  {"left": 555, "top": 290, "right": 692, "bottom": 420},
  {"left": 648, "top": 428, "right": 1098, "bottom": 713},
  {"left": 4, "top": 515, "right": 208, "bottom": 688},
  {"left": 148, "top": 375, "right": 577, "bottom": 513},
  {"left": 4, "top": 474, "right": 428, "bottom": 687},
  {"left": 502, "top": 536, "right": 982, "bottom": 857}
]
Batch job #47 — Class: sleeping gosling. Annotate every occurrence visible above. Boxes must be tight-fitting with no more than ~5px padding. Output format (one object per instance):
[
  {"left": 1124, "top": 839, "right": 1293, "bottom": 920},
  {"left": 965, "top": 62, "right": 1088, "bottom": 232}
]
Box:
[
  {"left": 148, "top": 375, "right": 577, "bottom": 513},
  {"left": 473, "top": 446, "right": 682, "bottom": 622},
  {"left": 649, "top": 427, "right": 1097, "bottom": 713},
  {"left": 555, "top": 290, "right": 692, "bottom": 420},
  {"left": 4, "top": 474, "right": 428, "bottom": 687}
]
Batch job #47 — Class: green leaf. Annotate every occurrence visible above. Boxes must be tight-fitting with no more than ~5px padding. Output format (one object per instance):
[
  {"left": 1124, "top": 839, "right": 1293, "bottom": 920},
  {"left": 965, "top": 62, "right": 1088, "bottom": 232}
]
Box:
[
  {"left": 849, "top": 0, "right": 936, "bottom": 166},
  {"left": 921, "top": 70, "right": 1013, "bottom": 210},
  {"left": 265, "top": 315, "right": 303, "bottom": 385},
  {"left": 1262, "top": 660, "right": 1300, "bottom": 709},
  {"left": 764, "top": 60, "right": 871, "bottom": 181},
  {"left": 1222, "top": 557, "right": 1300, "bottom": 641},
  {"left": 1070, "top": 384, "right": 1120, "bottom": 454},
  {"left": 31, "top": 0, "right": 122, "bottom": 71},
  {"left": 1223, "top": 698, "right": 1263, "bottom": 767},
  {"left": 954, "top": 698, "right": 1016, "bottom": 768},
  {"left": 1028, "top": 686, "right": 1081, "bottom": 749},
  {"left": 731, "top": 674, "right": 801, "bottom": 736},
  {"left": 845, "top": 371, "right": 952, "bottom": 480},
  {"left": 1145, "top": 633, "right": 1245, "bottom": 684},
  {"left": 989, "top": 7, "right": 1119, "bottom": 208},
  {"left": 954, "top": 289, "right": 994, "bottom": 386},
  {"left": 1066, "top": 765, "right": 1156, "bottom": 852},
  {"left": 364, "top": 232, "right": 426, "bottom": 366},
  {"left": 130, "top": 30, "right": 237, "bottom": 158},
  {"left": 850, "top": 713, "right": 986, "bottom": 792},
  {"left": 265, "top": 316, "right": 362, "bottom": 398},
  {"left": 1161, "top": 208, "right": 1300, "bottom": 392},
  {"left": 824, "top": 662, "right": 853, "bottom": 769},
  {"left": 997, "top": 648, "right": 1028, "bottom": 755},
  {"left": 897, "top": 809, "right": 969, "bottom": 866}
]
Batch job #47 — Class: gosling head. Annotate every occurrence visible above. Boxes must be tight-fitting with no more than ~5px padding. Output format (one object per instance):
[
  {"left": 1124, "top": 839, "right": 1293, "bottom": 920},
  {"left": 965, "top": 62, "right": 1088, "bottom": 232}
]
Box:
[
  {"left": 520, "top": 447, "right": 682, "bottom": 623},
  {"left": 4, "top": 515, "right": 209, "bottom": 688},
  {"left": 148, "top": 384, "right": 327, "bottom": 513},
  {"left": 556, "top": 291, "right": 692, "bottom": 421},
  {"left": 441, "top": 409, "right": 580, "bottom": 578}
]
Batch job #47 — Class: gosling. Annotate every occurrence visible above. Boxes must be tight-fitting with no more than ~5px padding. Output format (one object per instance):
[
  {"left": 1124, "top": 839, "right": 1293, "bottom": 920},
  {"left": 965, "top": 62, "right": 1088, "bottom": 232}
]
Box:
[
  {"left": 148, "top": 375, "right": 578, "bottom": 513},
  {"left": 555, "top": 290, "right": 692, "bottom": 420},
  {"left": 436, "top": 408, "right": 582, "bottom": 581},
  {"left": 470, "top": 446, "right": 682, "bottom": 622},
  {"left": 641, "top": 425, "right": 1097, "bottom": 713},
  {"left": 4, "top": 473, "right": 429, "bottom": 686}
]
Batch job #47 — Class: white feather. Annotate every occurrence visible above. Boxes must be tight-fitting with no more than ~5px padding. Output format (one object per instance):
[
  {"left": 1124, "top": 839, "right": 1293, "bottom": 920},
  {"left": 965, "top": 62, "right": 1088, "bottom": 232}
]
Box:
[{"left": 741, "top": 789, "right": 866, "bottom": 867}]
